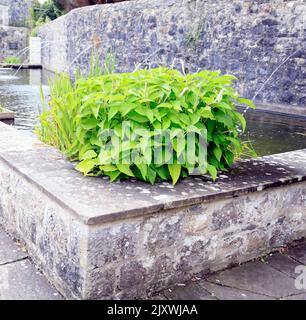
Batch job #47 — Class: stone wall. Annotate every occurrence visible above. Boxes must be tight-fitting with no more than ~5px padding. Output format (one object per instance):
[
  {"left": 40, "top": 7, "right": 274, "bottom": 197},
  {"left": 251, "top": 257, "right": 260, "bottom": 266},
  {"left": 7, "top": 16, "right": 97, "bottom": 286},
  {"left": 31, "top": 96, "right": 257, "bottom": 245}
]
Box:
[
  {"left": 58, "top": 0, "right": 130, "bottom": 11},
  {"left": 38, "top": 0, "right": 306, "bottom": 108},
  {"left": 0, "top": 0, "right": 31, "bottom": 61},
  {"left": 0, "top": 26, "right": 28, "bottom": 61},
  {"left": 0, "top": 4, "right": 9, "bottom": 25},
  {"left": 0, "top": 0, "right": 32, "bottom": 27}
]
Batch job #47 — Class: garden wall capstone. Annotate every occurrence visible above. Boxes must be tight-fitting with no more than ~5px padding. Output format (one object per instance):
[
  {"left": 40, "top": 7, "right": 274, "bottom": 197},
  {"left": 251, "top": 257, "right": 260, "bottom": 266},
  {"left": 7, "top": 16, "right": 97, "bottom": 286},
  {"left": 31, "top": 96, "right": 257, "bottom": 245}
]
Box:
[
  {"left": 58, "top": 0, "right": 130, "bottom": 11},
  {"left": 0, "top": 121, "right": 306, "bottom": 299},
  {"left": 38, "top": 0, "right": 306, "bottom": 107}
]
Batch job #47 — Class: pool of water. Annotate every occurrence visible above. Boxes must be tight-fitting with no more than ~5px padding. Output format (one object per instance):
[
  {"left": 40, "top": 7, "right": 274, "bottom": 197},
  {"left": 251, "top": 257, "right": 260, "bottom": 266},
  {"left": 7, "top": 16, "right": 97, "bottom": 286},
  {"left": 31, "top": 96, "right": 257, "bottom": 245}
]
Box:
[
  {"left": 241, "top": 109, "right": 306, "bottom": 156},
  {"left": 0, "top": 68, "right": 50, "bottom": 131},
  {"left": 0, "top": 68, "right": 306, "bottom": 156}
]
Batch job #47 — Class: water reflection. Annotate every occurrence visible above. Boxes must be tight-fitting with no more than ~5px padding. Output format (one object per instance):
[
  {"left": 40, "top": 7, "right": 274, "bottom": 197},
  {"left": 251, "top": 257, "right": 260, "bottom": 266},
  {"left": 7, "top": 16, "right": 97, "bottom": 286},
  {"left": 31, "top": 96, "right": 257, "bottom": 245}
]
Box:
[
  {"left": 243, "top": 109, "right": 306, "bottom": 156},
  {"left": 0, "top": 68, "right": 51, "bottom": 131}
]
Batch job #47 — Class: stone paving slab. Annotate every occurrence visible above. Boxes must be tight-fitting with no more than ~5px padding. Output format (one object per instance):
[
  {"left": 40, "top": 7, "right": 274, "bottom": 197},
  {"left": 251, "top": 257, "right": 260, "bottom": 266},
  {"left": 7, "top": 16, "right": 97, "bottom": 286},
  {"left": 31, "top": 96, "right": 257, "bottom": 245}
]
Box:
[
  {"left": 0, "top": 230, "right": 27, "bottom": 265},
  {"left": 266, "top": 253, "right": 301, "bottom": 279},
  {"left": 163, "top": 282, "right": 216, "bottom": 300},
  {"left": 198, "top": 281, "right": 274, "bottom": 300},
  {"left": 0, "top": 259, "right": 62, "bottom": 300},
  {"left": 281, "top": 293, "right": 306, "bottom": 300},
  {"left": 205, "top": 261, "right": 303, "bottom": 298},
  {"left": 159, "top": 251, "right": 306, "bottom": 300},
  {"left": 288, "top": 245, "right": 306, "bottom": 265},
  {"left": 0, "top": 228, "right": 62, "bottom": 300}
]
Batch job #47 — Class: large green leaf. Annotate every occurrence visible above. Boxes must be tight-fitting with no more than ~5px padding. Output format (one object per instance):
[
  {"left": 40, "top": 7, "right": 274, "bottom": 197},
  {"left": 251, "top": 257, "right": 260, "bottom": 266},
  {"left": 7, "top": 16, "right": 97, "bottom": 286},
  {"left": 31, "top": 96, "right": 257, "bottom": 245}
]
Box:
[
  {"left": 116, "top": 164, "right": 135, "bottom": 177},
  {"left": 80, "top": 118, "right": 99, "bottom": 129},
  {"left": 147, "top": 166, "right": 157, "bottom": 184},
  {"left": 168, "top": 164, "right": 181, "bottom": 185},
  {"left": 80, "top": 150, "right": 97, "bottom": 160},
  {"left": 207, "top": 164, "right": 217, "bottom": 181},
  {"left": 76, "top": 159, "right": 97, "bottom": 175},
  {"left": 215, "top": 111, "right": 234, "bottom": 128},
  {"left": 234, "top": 112, "right": 246, "bottom": 132},
  {"left": 213, "top": 146, "right": 222, "bottom": 162},
  {"left": 237, "top": 97, "right": 256, "bottom": 109}
]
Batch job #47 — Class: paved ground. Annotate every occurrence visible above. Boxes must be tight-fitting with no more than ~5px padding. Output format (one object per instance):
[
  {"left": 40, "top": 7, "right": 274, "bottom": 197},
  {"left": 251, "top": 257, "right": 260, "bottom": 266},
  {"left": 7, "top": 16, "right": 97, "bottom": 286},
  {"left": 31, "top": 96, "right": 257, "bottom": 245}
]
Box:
[
  {"left": 155, "top": 244, "right": 306, "bottom": 300},
  {"left": 0, "top": 229, "right": 62, "bottom": 300},
  {"left": 0, "top": 227, "right": 306, "bottom": 300}
]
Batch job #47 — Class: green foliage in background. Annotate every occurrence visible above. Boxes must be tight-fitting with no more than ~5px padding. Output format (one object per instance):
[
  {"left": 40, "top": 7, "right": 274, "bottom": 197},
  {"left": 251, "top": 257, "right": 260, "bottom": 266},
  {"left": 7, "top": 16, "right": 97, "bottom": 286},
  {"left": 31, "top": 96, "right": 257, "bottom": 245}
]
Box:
[
  {"left": 30, "top": 0, "right": 65, "bottom": 29},
  {"left": 3, "top": 56, "right": 22, "bottom": 65},
  {"left": 37, "top": 66, "right": 256, "bottom": 185}
]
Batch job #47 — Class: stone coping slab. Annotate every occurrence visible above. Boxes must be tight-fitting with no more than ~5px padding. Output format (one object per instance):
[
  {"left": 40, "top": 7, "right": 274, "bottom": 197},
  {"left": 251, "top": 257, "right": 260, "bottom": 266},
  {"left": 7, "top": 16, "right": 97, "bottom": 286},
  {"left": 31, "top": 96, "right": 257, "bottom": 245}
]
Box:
[
  {"left": 254, "top": 103, "right": 306, "bottom": 118},
  {"left": 1, "top": 121, "right": 306, "bottom": 226},
  {"left": 0, "top": 64, "right": 42, "bottom": 69},
  {"left": 0, "top": 108, "right": 14, "bottom": 120}
]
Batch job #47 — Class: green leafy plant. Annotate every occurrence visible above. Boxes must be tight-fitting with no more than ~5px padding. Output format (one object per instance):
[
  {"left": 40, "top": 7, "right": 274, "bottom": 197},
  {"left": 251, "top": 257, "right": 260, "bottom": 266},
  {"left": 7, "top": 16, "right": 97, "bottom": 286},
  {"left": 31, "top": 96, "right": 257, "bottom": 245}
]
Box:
[
  {"left": 37, "top": 67, "right": 256, "bottom": 185},
  {"left": 30, "top": 29, "right": 38, "bottom": 37},
  {"left": 29, "top": 0, "right": 65, "bottom": 29},
  {"left": 3, "top": 56, "right": 22, "bottom": 65}
]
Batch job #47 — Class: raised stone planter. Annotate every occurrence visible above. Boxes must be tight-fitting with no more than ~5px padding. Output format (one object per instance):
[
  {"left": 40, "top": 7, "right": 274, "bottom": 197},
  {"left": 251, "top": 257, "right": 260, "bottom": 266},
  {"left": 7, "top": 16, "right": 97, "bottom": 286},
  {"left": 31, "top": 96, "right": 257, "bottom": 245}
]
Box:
[{"left": 0, "top": 122, "right": 306, "bottom": 299}]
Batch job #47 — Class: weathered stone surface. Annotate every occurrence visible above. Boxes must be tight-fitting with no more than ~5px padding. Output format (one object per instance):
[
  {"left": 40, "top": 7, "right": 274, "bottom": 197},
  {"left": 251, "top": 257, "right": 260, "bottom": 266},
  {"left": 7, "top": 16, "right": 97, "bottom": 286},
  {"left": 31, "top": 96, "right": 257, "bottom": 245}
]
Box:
[
  {"left": 38, "top": 0, "right": 306, "bottom": 107},
  {"left": 119, "top": 260, "right": 148, "bottom": 290},
  {"left": 150, "top": 294, "right": 166, "bottom": 300},
  {"left": 87, "top": 222, "right": 139, "bottom": 269},
  {"left": 267, "top": 253, "right": 302, "bottom": 279},
  {"left": 142, "top": 215, "right": 182, "bottom": 255},
  {"left": 0, "top": 259, "right": 62, "bottom": 300},
  {"left": 0, "top": 1, "right": 30, "bottom": 61},
  {"left": 1, "top": 122, "right": 306, "bottom": 299},
  {"left": 0, "top": 26, "right": 28, "bottom": 62},
  {"left": 164, "top": 282, "right": 215, "bottom": 300},
  {"left": 58, "top": 0, "right": 129, "bottom": 11},
  {"left": 85, "top": 267, "right": 116, "bottom": 299},
  {"left": 288, "top": 244, "right": 306, "bottom": 265},
  {"left": 0, "top": 229, "right": 27, "bottom": 265},
  {"left": 0, "top": 0, "right": 32, "bottom": 27},
  {"left": 243, "top": 230, "right": 268, "bottom": 257},
  {"left": 281, "top": 293, "right": 306, "bottom": 300},
  {"left": 199, "top": 281, "right": 275, "bottom": 300},
  {"left": 154, "top": 241, "right": 306, "bottom": 300},
  {"left": 212, "top": 202, "right": 243, "bottom": 231},
  {"left": 206, "top": 261, "right": 304, "bottom": 298}
]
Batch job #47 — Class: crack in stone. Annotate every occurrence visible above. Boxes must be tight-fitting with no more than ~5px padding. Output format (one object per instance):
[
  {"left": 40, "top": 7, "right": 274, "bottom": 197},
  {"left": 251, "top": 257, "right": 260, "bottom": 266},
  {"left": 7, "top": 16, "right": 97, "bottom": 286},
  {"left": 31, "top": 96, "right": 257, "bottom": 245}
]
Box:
[
  {"left": 0, "top": 256, "right": 28, "bottom": 267},
  {"left": 265, "top": 256, "right": 300, "bottom": 280},
  {"left": 278, "top": 292, "right": 306, "bottom": 299},
  {"left": 287, "top": 254, "right": 306, "bottom": 267},
  {"left": 204, "top": 278, "right": 278, "bottom": 299}
]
